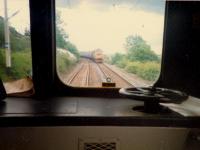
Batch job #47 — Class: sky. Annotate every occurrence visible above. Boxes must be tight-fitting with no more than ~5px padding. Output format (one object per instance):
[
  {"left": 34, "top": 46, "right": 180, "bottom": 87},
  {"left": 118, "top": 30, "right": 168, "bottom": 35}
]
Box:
[
  {"left": 56, "top": 0, "right": 165, "bottom": 55},
  {"left": 0, "top": 0, "right": 165, "bottom": 55},
  {"left": 0, "top": 0, "right": 30, "bottom": 33}
]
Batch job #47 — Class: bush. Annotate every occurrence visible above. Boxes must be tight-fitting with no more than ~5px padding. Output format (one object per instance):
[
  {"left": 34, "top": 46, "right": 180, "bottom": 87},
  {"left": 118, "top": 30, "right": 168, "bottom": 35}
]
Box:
[
  {"left": 0, "top": 49, "right": 32, "bottom": 81},
  {"left": 11, "top": 50, "right": 32, "bottom": 79},
  {"left": 56, "top": 51, "right": 76, "bottom": 74},
  {"left": 128, "top": 48, "right": 160, "bottom": 63},
  {"left": 116, "top": 57, "right": 128, "bottom": 68},
  {"left": 125, "top": 61, "right": 141, "bottom": 74},
  {"left": 0, "top": 49, "right": 5, "bottom": 66},
  {"left": 125, "top": 61, "right": 160, "bottom": 81},
  {"left": 0, "top": 48, "right": 77, "bottom": 82},
  {"left": 0, "top": 50, "right": 7, "bottom": 80},
  {"left": 111, "top": 53, "right": 125, "bottom": 65}
]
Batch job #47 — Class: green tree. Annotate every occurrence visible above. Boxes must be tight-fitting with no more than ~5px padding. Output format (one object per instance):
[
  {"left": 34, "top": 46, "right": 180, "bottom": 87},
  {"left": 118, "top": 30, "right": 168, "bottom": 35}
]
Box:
[
  {"left": 125, "top": 35, "right": 150, "bottom": 52},
  {"left": 56, "top": 11, "right": 79, "bottom": 58},
  {"left": 65, "top": 42, "right": 79, "bottom": 58},
  {"left": 0, "top": 16, "right": 30, "bottom": 51},
  {"left": 10, "top": 26, "right": 30, "bottom": 51},
  {"left": 125, "top": 35, "right": 159, "bottom": 62},
  {"left": 56, "top": 11, "right": 68, "bottom": 48},
  {"left": 111, "top": 53, "right": 125, "bottom": 64},
  {"left": 130, "top": 48, "right": 159, "bottom": 62}
]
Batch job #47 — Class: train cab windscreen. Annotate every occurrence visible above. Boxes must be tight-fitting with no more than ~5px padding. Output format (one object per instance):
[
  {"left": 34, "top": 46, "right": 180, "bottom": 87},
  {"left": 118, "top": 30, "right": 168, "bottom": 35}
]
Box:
[
  {"left": 56, "top": 0, "right": 165, "bottom": 88},
  {"left": 0, "top": 0, "right": 32, "bottom": 94}
]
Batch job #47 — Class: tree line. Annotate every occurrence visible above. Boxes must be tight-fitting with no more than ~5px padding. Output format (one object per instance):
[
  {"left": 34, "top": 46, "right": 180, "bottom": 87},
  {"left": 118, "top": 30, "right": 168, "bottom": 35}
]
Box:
[
  {"left": 56, "top": 11, "right": 79, "bottom": 58},
  {"left": 110, "top": 35, "right": 160, "bottom": 81}
]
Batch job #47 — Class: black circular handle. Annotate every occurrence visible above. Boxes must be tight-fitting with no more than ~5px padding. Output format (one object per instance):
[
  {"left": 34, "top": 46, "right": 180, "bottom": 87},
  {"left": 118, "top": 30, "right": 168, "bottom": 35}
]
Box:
[{"left": 119, "top": 87, "right": 188, "bottom": 103}]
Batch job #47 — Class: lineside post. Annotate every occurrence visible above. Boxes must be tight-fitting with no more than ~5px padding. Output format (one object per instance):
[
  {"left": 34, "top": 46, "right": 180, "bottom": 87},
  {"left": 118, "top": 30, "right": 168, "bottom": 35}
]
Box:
[{"left": 4, "top": 0, "right": 11, "bottom": 68}]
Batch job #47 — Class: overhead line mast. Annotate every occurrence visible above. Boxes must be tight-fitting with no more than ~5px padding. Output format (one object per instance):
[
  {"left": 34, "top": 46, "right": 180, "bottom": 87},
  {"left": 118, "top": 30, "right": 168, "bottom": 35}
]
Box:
[
  {"left": 4, "top": 0, "right": 11, "bottom": 68},
  {"left": 4, "top": 0, "right": 21, "bottom": 68}
]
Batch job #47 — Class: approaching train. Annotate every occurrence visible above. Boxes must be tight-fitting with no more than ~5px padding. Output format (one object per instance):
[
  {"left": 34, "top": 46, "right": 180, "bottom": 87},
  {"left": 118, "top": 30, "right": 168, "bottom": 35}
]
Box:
[
  {"left": 92, "top": 49, "right": 104, "bottom": 63},
  {"left": 80, "top": 49, "right": 104, "bottom": 63}
]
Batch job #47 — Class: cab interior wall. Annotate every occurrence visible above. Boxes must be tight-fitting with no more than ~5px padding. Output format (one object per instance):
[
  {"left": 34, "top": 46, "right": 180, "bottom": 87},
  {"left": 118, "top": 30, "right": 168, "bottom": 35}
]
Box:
[{"left": 156, "top": 1, "right": 200, "bottom": 97}]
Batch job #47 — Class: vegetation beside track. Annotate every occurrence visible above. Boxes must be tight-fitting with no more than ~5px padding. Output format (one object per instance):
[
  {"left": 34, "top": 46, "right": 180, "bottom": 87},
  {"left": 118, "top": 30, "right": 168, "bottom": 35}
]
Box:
[
  {"left": 109, "top": 35, "right": 161, "bottom": 81},
  {"left": 0, "top": 15, "right": 79, "bottom": 82}
]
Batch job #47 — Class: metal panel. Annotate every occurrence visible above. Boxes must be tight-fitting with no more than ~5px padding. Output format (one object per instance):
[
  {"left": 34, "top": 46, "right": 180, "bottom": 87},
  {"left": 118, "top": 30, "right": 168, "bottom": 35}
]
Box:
[
  {"left": 0, "top": 126, "right": 189, "bottom": 150},
  {"left": 79, "top": 138, "right": 120, "bottom": 150}
]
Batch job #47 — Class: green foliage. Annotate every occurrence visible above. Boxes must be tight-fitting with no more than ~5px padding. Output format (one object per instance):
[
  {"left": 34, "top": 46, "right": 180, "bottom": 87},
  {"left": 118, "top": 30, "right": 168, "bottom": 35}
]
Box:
[
  {"left": 0, "top": 49, "right": 5, "bottom": 65},
  {"left": 0, "top": 13, "right": 79, "bottom": 82},
  {"left": 125, "top": 35, "right": 159, "bottom": 62},
  {"left": 116, "top": 56, "right": 128, "bottom": 68},
  {"left": 0, "top": 16, "right": 32, "bottom": 81},
  {"left": 129, "top": 48, "right": 160, "bottom": 62},
  {"left": 57, "top": 51, "right": 76, "bottom": 74},
  {"left": 0, "top": 49, "right": 6, "bottom": 80},
  {"left": 10, "top": 50, "right": 32, "bottom": 79},
  {"left": 125, "top": 35, "right": 150, "bottom": 52},
  {"left": 109, "top": 35, "right": 161, "bottom": 81},
  {"left": 125, "top": 61, "right": 160, "bottom": 81},
  {"left": 65, "top": 42, "right": 80, "bottom": 58},
  {"left": 0, "top": 49, "right": 31, "bottom": 81},
  {"left": 56, "top": 12, "right": 79, "bottom": 58},
  {"left": 111, "top": 53, "right": 125, "bottom": 65},
  {"left": 125, "top": 61, "right": 141, "bottom": 74},
  {"left": 56, "top": 25, "right": 68, "bottom": 49},
  {"left": 0, "top": 16, "right": 31, "bottom": 51},
  {"left": 10, "top": 27, "right": 31, "bottom": 51}
]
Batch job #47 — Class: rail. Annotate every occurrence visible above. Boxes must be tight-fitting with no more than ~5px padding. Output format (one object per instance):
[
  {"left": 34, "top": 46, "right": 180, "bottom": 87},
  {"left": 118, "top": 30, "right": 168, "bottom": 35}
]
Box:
[
  {"left": 85, "top": 62, "right": 90, "bottom": 87},
  {"left": 67, "top": 64, "right": 84, "bottom": 85},
  {"left": 101, "top": 63, "right": 134, "bottom": 87}
]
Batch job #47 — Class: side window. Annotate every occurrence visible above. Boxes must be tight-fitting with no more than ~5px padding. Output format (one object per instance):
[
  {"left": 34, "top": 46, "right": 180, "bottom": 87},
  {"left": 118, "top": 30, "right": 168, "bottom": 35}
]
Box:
[
  {"left": 0, "top": 0, "right": 32, "bottom": 94},
  {"left": 55, "top": 0, "right": 165, "bottom": 88}
]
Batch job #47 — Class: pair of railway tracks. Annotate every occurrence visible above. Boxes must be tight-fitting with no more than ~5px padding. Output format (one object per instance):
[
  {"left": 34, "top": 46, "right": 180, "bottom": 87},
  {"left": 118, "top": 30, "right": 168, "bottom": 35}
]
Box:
[
  {"left": 67, "top": 62, "right": 91, "bottom": 87},
  {"left": 66, "top": 59, "right": 134, "bottom": 87},
  {"left": 97, "top": 63, "right": 134, "bottom": 87}
]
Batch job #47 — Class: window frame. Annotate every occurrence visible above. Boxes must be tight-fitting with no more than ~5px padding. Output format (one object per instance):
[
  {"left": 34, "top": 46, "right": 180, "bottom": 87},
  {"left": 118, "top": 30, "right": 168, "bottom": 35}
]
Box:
[
  {"left": 29, "top": 0, "right": 167, "bottom": 98},
  {"left": 29, "top": 0, "right": 200, "bottom": 98}
]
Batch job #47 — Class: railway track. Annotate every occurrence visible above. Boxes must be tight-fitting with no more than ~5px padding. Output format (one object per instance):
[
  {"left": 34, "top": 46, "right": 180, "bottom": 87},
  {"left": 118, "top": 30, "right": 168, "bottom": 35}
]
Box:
[
  {"left": 95, "top": 63, "right": 115, "bottom": 87},
  {"left": 96, "top": 63, "right": 110, "bottom": 81},
  {"left": 66, "top": 62, "right": 90, "bottom": 87},
  {"left": 67, "top": 64, "right": 84, "bottom": 85},
  {"left": 65, "top": 58, "right": 135, "bottom": 87},
  {"left": 97, "top": 63, "right": 134, "bottom": 87}
]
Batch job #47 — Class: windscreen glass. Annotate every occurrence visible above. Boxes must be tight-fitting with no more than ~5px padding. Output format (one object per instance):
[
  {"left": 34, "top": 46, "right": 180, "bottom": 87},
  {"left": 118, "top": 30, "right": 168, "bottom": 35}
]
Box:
[
  {"left": 56, "top": 0, "right": 165, "bottom": 88},
  {"left": 0, "top": 0, "right": 32, "bottom": 94}
]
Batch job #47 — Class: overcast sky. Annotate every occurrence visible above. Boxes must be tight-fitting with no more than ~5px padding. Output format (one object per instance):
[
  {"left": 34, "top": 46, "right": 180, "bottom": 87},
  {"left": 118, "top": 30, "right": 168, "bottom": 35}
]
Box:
[
  {"left": 0, "top": 0, "right": 30, "bottom": 33},
  {"left": 0, "top": 0, "right": 165, "bottom": 55},
  {"left": 57, "top": 0, "right": 165, "bottom": 55}
]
